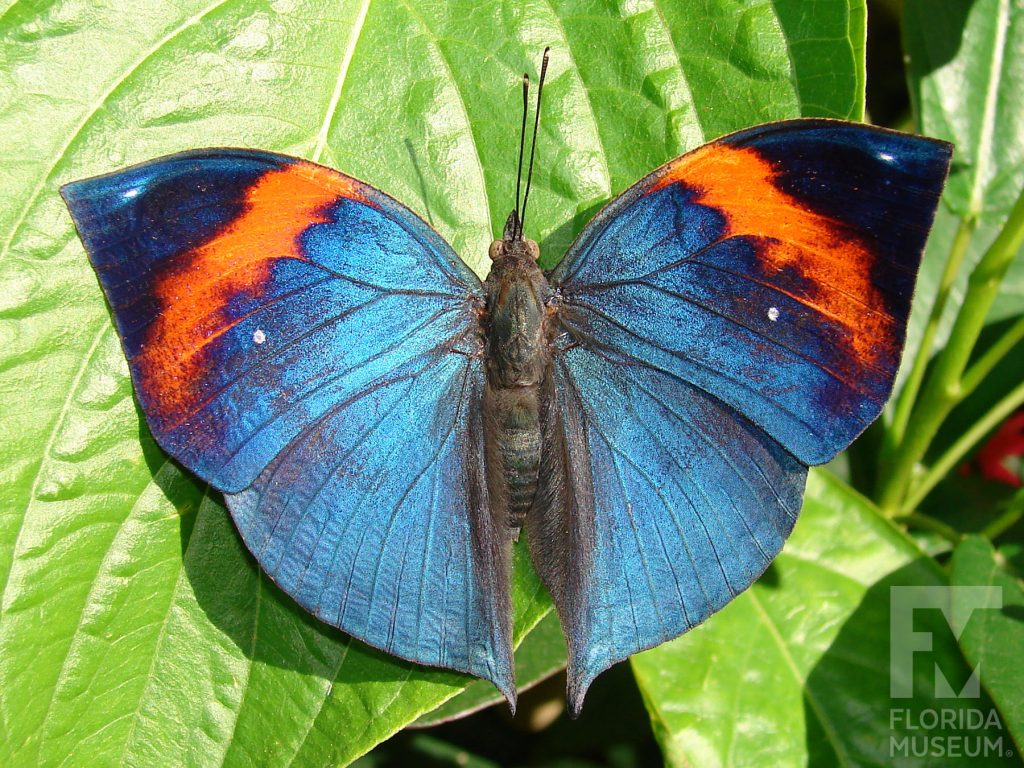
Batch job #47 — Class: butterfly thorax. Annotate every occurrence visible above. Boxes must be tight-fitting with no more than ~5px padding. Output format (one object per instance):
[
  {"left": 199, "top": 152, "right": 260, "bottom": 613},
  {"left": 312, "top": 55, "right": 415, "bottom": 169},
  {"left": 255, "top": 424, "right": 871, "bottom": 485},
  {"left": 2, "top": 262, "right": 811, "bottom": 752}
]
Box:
[
  {"left": 482, "top": 234, "right": 553, "bottom": 535},
  {"left": 483, "top": 254, "right": 549, "bottom": 388}
]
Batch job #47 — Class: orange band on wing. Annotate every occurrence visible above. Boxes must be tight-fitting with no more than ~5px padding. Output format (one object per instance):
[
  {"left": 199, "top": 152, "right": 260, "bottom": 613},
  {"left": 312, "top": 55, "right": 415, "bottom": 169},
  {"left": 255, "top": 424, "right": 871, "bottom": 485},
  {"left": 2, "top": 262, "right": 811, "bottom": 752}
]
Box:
[
  {"left": 138, "top": 162, "right": 369, "bottom": 426},
  {"left": 651, "top": 144, "right": 893, "bottom": 368}
]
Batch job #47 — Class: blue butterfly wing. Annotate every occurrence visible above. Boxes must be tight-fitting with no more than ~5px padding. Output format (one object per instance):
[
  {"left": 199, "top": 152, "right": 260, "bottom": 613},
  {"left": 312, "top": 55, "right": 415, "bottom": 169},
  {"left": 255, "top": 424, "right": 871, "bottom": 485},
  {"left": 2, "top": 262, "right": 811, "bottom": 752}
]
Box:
[
  {"left": 537, "top": 120, "right": 952, "bottom": 712},
  {"left": 226, "top": 351, "right": 515, "bottom": 700},
  {"left": 61, "top": 149, "right": 482, "bottom": 491},
  {"left": 532, "top": 349, "right": 806, "bottom": 715},
  {"left": 551, "top": 120, "right": 952, "bottom": 465},
  {"left": 62, "top": 152, "right": 515, "bottom": 701}
]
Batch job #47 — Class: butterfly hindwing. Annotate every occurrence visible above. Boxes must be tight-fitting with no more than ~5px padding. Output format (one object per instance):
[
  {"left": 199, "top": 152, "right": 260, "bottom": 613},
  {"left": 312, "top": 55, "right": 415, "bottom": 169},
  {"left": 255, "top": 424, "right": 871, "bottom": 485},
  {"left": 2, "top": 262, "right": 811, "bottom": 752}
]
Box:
[
  {"left": 538, "top": 349, "right": 807, "bottom": 715},
  {"left": 538, "top": 119, "right": 952, "bottom": 709},
  {"left": 225, "top": 351, "right": 515, "bottom": 699},
  {"left": 62, "top": 151, "right": 516, "bottom": 701}
]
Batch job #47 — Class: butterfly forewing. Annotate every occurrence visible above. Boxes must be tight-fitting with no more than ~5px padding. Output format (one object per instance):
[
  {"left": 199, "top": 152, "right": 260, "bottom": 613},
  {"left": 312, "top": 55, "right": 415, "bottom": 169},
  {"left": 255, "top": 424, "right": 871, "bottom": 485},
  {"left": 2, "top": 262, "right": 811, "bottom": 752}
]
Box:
[{"left": 551, "top": 120, "right": 953, "bottom": 465}]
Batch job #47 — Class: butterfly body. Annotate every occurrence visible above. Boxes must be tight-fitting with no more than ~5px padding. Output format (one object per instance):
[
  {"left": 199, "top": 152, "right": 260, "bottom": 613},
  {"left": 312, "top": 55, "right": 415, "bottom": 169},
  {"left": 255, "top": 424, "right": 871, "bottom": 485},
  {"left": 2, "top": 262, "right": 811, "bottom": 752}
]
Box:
[
  {"left": 61, "top": 118, "right": 952, "bottom": 717},
  {"left": 483, "top": 216, "right": 553, "bottom": 532}
]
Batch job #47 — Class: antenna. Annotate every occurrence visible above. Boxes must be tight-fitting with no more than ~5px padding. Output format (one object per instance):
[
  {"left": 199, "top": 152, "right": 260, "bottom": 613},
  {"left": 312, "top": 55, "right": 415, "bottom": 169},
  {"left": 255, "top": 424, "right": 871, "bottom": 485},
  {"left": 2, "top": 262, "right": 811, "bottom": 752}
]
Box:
[
  {"left": 519, "top": 47, "right": 550, "bottom": 239},
  {"left": 514, "top": 72, "right": 529, "bottom": 233}
]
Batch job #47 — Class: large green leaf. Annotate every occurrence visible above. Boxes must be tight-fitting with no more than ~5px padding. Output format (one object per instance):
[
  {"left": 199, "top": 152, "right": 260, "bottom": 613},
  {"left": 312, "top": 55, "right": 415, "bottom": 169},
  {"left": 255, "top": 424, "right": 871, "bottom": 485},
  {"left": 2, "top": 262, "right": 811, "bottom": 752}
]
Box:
[
  {"left": 904, "top": 0, "right": 1024, "bottom": 222},
  {"left": 631, "top": 472, "right": 1015, "bottom": 767},
  {"left": 0, "top": 0, "right": 866, "bottom": 764},
  {"left": 898, "top": 0, "right": 1024, "bottom": 390},
  {"left": 952, "top": 536, "right": 1024, "bottom": 755}
]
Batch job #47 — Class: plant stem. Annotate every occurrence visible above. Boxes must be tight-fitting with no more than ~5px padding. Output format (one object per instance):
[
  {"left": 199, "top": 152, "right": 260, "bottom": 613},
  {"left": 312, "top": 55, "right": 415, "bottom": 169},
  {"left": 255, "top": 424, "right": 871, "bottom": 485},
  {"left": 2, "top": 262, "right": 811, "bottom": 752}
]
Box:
[
  {"left": 878, "top": 187, "right": 1024, "bottom": 515},
  {"left": 893, "top": 511, "right": 963, "bottom": 545},
  {"left": 886, "top": 217, "right": 976, "bottom": 450},
  {"left": 961, "top": 314, "right": 1024, "bottom": 395},
  {"left": 901, "top": 379, "right": 1024, "bottom": 513},
  {"left": 980, "top": 489, "right": 1024, "bottom": 540}
]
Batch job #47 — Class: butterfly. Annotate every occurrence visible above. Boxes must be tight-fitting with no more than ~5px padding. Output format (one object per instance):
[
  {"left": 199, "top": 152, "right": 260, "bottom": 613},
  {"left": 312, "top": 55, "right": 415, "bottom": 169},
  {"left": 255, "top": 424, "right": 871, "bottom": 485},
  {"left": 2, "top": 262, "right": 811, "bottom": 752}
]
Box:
[{"left": 61, "top": 49, "right": 952, "bottom": 717}]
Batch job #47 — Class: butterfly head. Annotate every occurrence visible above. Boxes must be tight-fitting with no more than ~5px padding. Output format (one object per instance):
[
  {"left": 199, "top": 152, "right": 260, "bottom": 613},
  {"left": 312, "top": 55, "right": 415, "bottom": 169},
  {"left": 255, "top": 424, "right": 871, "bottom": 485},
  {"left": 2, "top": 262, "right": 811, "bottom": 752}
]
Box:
[{"left": 489, "top": 211, "right": 540, "bottom": 264}]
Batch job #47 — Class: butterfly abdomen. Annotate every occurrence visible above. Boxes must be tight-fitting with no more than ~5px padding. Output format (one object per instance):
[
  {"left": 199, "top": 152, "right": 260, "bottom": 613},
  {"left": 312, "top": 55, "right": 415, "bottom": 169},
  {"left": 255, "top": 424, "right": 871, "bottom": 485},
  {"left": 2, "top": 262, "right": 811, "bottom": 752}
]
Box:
[
  {"left": 485, "top": 386, "right": 543, "bottom": 530},
  {"left": 483, "top": 253, "right": 553, "bottom": 533}
]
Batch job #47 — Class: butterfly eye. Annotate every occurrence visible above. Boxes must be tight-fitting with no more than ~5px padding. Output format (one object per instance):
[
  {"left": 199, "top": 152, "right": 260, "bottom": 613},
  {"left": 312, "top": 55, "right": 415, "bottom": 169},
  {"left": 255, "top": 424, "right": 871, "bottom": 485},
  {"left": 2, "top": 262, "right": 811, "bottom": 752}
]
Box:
[
  {"left": 526, "top": 239, "right": 540, "bottom": 260},
  {"left": 489, "top": 240, "right": 503, "bottom": 261}
]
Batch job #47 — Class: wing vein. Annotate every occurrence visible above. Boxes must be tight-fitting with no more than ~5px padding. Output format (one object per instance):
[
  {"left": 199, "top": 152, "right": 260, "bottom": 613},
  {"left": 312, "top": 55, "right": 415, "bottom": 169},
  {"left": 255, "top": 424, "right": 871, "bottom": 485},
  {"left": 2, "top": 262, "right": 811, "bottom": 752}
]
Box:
[
  {"left": 619, "top": 388, "right": 748, "bottom": 592},
  {"left": 363, "top": 365, "right": 470, "bottom": 649},
  {"left": 630, "top": 373, "right": 794, "bottom": 540},
  {"left": 206, "top": 306, "right": 459, "bottom": 467},
  {"left": 252, "top": 370, "right": 422, "bottom": 558}
]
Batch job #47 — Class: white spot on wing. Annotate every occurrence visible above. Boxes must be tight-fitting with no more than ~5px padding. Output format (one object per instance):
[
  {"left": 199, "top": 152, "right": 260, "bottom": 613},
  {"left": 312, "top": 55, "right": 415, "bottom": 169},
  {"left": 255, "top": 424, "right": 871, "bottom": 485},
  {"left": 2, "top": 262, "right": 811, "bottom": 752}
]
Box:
[
  {"left": 878, "top": 151, "right": 895, "bottom": 163},
  {"left": 253, "top": 329, "right": 266, "bottom": 344},
  {"left": 767, "top": 307, "right": 780, "bottom": 322}
]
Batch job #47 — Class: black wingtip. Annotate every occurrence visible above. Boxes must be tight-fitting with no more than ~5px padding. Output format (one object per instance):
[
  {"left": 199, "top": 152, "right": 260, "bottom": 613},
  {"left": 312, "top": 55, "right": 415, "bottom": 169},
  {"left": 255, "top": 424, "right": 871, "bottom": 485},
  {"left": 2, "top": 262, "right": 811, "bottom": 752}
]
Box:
[
  {"left": 59, "top": 175, "right": 95, "bottom": 214},
  {"left": 566, "top": 668, "right": 593, "bottom": 719},
  {"left": 494, "top": 672, "right": 518, "bottom": 717},
  {"left": 59, "top": 183, "right": 81, "bottom": 223},
  {"left": 506, "top": 689, "right": 518, "bottom": 717}
]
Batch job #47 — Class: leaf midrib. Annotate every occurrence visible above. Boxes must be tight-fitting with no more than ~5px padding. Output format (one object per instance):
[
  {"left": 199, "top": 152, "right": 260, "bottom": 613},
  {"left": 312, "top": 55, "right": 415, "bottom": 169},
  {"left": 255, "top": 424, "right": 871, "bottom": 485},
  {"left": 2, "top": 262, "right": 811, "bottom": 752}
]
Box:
[
  {"left": 311, "top": 0, "right": 372, "bottom": 164},
  {"left": 746, "top": 588, "right": 855, "bottom": 768},
  {"left": 967, "top": 0, "right": 1010, "bottom": 216},
  {"left": 0, "top": 323, "right": 108, "bottom": 605}
]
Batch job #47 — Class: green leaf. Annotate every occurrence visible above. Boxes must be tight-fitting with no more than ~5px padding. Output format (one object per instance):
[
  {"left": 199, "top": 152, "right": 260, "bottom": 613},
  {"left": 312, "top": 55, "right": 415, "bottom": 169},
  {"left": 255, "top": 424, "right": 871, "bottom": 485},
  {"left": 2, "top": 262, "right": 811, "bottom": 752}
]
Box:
[
  {"left": 0, "top": 0, "right": 865, "bottom": 764},
  {"left": 899, "top": 0, "right": 1024, "bottom": 384},
  {"left": 951, "top": 535, "right": 1024, "bottom": 755},
  {"left": 904, "top": 0, "right": 1024, "bottom": 222},
  {"left": 415, "top": 609, "right": 567, "bottom": 728},
  {"left": 631, "top": 472, "right": 1012, "bottom": 767}
]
